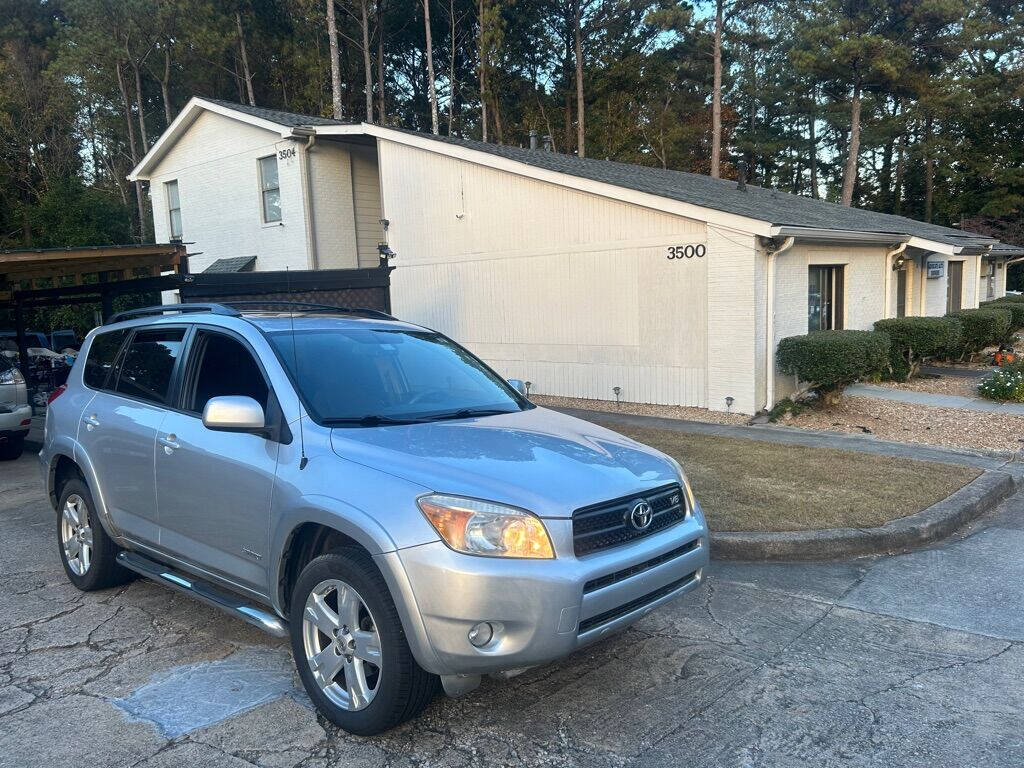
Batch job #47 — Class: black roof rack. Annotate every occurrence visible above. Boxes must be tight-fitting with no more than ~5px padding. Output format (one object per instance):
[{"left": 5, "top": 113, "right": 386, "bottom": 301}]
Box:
[
  {"left": 220, "top": 301, "right": 395, "bottom": 320},
  {"left": 107, "top": 303, "right": 240, "bottom": 324}
]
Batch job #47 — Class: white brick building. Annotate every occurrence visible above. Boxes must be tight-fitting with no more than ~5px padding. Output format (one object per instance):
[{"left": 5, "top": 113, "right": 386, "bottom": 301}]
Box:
[{"left": 131, "top": 98, "right": 1024, "bottom": 415}]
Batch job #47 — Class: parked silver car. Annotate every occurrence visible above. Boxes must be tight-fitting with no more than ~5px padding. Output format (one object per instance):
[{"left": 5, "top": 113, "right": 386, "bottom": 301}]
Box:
[
  {"left": 0, "top": 354, "right": 31, "bottom": 460},
  {"left": 40, "top": 303, "right": 709, "bottom": 734}
]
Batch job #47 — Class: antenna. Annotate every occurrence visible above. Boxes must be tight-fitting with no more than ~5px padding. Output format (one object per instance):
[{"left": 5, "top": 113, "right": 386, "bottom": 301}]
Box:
[{"left": 286, "top": 267, "right": 308, "bottom": 470}]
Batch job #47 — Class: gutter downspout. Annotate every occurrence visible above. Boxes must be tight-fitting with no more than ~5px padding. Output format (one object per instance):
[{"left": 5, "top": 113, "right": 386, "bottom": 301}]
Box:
[
  {"left": 883, "top": 241, "right": 908, "bottom": 318},
  {"left": 765, "top": 235, "right": 795, "bottom": 410},
  {"left": 292, "top": 127, "right": 319, "bottom": 270}
]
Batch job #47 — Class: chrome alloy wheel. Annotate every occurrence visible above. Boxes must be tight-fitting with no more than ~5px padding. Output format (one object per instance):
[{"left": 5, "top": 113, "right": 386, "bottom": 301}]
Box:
[
  {"left": 302, "top": 579, "right": 383, "bottom": 711},
  {"left": 61, "top": 494, "right": 93, "bottom": 576}
]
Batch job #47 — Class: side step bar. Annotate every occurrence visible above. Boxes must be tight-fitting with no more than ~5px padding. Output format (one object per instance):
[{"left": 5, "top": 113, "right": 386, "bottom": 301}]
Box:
[{"left": 116, "top": 551, "right": 289, "bottom": 638}]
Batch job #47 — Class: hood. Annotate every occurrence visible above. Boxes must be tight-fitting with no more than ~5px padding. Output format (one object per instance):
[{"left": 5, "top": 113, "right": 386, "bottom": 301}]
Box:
[{"left": 329, "top": 407, "right": 679, "bottom": 518}]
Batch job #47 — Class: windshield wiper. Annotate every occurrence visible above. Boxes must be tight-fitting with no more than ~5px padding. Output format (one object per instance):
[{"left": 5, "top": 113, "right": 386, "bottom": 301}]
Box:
[
  {"left": 427, "top": 408, "right": 518, "bottom": 422},
  {"left": 322, "top": 415, "right": 427, "bottom": 426}
]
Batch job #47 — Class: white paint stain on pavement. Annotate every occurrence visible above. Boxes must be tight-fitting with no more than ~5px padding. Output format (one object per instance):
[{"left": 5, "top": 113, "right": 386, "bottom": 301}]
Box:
[{"left": 113, "top": 647, "right": 310, "bottom": 737}]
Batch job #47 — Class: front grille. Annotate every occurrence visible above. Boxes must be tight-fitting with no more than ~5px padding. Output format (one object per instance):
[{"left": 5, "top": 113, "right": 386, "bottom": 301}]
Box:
[
  {"left": 578, "top": 571, "right": 698, "bottom": 634},
  {"left": 583, "top": 539, "right": 701, "bottom": 593},
  {"left": 572, "top": 483, "right": 686, "bottom": 556}
]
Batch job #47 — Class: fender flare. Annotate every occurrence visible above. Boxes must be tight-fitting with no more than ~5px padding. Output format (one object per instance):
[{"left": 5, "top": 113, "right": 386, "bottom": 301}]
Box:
[{"left": 46, "top": 438, "right": 123, "bottom": 541}]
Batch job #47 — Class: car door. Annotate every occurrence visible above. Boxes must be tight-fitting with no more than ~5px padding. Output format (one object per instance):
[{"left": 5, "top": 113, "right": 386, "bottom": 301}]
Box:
[
  {"left": 154, "top": 327, "right": 281, "bottom": 594},
  {"left": 77, "top": 326, "right": 187, "bottom": 547}
]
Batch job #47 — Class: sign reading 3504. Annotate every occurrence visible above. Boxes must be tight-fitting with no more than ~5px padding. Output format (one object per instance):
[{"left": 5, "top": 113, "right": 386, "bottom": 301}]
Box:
[{"left": 666, "top": 244, "right": 706, "bottom": 260}]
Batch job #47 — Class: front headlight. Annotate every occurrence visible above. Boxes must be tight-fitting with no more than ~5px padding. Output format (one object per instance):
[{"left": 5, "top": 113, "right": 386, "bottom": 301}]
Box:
[
  {"left": 0, "top": 366, "right": 23, "bottom": 385},
  {"left": 418, "top": 494, "right": 555, "bottom": 559}
]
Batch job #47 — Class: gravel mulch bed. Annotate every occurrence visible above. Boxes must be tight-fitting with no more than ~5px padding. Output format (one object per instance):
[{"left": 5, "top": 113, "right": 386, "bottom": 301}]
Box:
[
  {"left": 875, "top": 376, "right": 981, "bottom": 399},
  {"left": 785, "top": 395, "right": 1024, "bottom": 453},
  {"left": 529, "top": 394, "right": 749, "bottom": 425}
]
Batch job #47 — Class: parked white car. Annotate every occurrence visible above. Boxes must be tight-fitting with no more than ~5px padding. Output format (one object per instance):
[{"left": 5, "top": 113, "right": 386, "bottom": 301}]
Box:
[{"left": 0, "top": 355, "right": 31, "bottom": 460}]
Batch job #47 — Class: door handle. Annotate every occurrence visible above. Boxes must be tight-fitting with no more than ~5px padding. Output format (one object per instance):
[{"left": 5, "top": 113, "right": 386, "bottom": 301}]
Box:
[
  {"left": 158, "top": 434, "right": 180, "bottom": 454},
  {"left": 83, "top": 414, "right": 99, "bottom": 431}
]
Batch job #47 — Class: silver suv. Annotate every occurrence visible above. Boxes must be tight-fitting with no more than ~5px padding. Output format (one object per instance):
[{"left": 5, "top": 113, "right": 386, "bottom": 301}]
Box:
[{"left": 41, "top": 303, "right": 709, "bottom": 734}]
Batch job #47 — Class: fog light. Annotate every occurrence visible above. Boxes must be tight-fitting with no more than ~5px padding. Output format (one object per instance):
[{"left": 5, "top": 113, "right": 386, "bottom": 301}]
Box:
[{"left": 468, "top": 621, "right": 494, "bottom": 648}]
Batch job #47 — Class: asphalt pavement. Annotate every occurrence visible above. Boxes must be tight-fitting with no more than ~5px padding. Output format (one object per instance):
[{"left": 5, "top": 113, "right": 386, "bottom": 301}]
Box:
[{"left": 1, "top": 452, "right": 1022, "bottom": 767}]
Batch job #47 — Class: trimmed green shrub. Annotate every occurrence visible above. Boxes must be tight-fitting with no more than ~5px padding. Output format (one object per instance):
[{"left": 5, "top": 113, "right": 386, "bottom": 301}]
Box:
[
  {"left": 873, "top": 317, "right": 962, "bottom": 381},
  {"left": 989, "top": 300, "right": 1024, "bottom": 331},
  {"left": 946, "top": 308, "right": 1012, "bottom": 357},
  {"left": 977, "top": 366, "right": 1024, "bottom": 402},
  {"left": 776, "top": 330, "right": 890, "bottom": 403}
]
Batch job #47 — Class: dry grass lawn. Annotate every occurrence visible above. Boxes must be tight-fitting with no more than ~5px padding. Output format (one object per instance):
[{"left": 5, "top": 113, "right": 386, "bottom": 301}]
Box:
[{"left": 596, "top": 420, "right": 982, "bottom": 532}]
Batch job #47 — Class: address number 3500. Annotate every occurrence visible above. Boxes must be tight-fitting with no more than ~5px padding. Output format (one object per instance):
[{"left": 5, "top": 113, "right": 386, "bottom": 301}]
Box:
[{"left": 666, "top": 244, "right": 706, "bottom": 259}]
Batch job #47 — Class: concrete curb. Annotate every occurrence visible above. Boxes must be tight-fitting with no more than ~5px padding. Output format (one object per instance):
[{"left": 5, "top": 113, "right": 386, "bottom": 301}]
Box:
[{"left": 711, "top": 469, "right": 1019, "bottom": 561}]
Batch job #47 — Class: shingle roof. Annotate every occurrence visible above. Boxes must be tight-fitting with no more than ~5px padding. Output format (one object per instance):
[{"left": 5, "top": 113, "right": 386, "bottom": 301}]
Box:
[
  {"left": 203, "top": 255, "right": 256, "bottom": 273},
  {"left": 204, "top": 98, "right": 347, "bottom": 127},
  {"left": 204, "top": 99, "right": 995, "bottom": 250}
]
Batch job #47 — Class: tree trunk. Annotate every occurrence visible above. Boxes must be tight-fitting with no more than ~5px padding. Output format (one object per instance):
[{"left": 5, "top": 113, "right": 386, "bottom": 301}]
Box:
[
  {"left": 376, "top": 7, "right": 386, "bottom": 123},
  {"left": 894, "top": 120, "right": 907, "bottom": 215},
  {"left": 478, "top": 0, "right": 487, "bottom": 141},
  {"left": 840, "top": 81, "right": 861, "bottom": 206},
  {"left": 710, "top": 0, "right": 723, "bottom": 178},
  {"left": 424, "top": 0, "right": 439, "bottom": 134},
  {"left": 236, "top": 11, "right": 255, "bottom": 106},
  {"left": 326, "top": 0, "right": 343, "bottom": 119},
  {"left": 361, "top": 0, "right": 374, "bottom": 122},
  {"left": 130, "top": 59, "right": 149, "bottom": 153},
  {"left": 447, "top": 0, "right": 457, "bottom": 134},
  {"left": 924, "top": 114, "right": 935, "bottom": 223},
  {"left": 808, "top": 111, "right": 818, "bottom": 198},
  {"left": 160, "top": 46, "right": 173, "bottom": 124},
  {"left": 117, "top": 61, "right": 147, "bottom": 241},
  {"left": 573, "top": 0, "right": 585, "bottom": 157}
]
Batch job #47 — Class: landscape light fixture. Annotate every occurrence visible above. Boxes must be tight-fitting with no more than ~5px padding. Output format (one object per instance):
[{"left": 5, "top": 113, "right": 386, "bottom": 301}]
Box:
[
  {"left": 613, "top": 386, "right": 621, "bottom": 407},
  {"left": 524, "top": 381, "right": 532, "bottom": 396},
  {"left": 725, "top": 396, "right": 734, "bottom": 412}
]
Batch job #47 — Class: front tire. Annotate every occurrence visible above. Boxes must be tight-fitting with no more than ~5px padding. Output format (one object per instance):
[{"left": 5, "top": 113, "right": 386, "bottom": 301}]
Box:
[
  {"left": 289, "top": 549, "right": 438, "bottom": 735},
  {"left": 57, "top": 478, "right": 133, "bottom": 590}
]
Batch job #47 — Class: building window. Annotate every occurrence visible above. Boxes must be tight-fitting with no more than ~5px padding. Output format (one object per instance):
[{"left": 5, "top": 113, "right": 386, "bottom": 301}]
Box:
[
  {"left": 166, "top": 180, "right": 182, "bottom": 240},
  {"left": 808, "top": 265, "right": 844, "bottom": 331},
  {"left": 946, "top": 260, "right": 964, "bottom": 313},
  {"left": 258, "top": 155, "right": 282, "bottom": 223}
]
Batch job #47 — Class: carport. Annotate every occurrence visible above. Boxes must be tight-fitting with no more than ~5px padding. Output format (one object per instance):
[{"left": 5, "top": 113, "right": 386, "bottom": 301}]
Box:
[{"left": 0, "top": 243, "right": 190, "bottom": 384}]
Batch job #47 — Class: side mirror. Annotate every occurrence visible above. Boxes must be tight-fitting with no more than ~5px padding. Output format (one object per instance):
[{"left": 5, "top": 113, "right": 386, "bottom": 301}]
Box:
[
  {"left": 202, "top": 395, "right": 266, "bottom": 433},
  {"left": 507, "top": 378, "right": 527, "bottom": 396}
]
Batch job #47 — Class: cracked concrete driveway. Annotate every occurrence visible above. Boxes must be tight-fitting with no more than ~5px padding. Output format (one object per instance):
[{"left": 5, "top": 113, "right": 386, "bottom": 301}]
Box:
[{"left": 1, "top": 452, "right": 1023, "bottom": 767}]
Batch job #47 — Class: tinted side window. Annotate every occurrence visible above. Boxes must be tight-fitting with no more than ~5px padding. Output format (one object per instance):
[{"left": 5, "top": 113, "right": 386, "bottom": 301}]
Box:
[
  {"left": 185, "top": 332, "right": 269, "bottom": 414},
  {"left": 83, "top": 330, "right": 129, "bottom": 390},
  {"left": 115, "top": 329, "right": 186, "bottom": 405}
]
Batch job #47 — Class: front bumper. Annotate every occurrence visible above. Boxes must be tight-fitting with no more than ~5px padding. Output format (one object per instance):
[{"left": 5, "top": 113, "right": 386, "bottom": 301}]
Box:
[
  {"left": 0, "top": 403, "right": 32, "bottom": 439},
  {"left": 380, "top": 507, "right": 709, "bottom": 676}
]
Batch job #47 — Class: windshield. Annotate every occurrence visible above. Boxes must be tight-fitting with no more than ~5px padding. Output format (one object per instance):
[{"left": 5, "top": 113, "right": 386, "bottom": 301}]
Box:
[{"left": 267, "top": 327, "right": 528, "bottom": 424}]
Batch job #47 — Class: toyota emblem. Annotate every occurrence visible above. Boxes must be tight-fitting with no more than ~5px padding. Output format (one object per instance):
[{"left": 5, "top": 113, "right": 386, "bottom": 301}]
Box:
[{"left": 628, "top": 500, "right": 654, "bottom": 531}]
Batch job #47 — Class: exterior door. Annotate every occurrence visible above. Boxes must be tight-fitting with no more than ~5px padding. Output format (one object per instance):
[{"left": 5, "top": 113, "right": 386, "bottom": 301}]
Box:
[
  {"left": 896, "top": 269, "right": 907, "bottom": 318},
  {"left": 78, "top": 327, "right": 186, "bottom": 546},
  {"left": 154, "top": 329, "right": 279, "bottom": 593},
  {"left": 946, "top": 261, "right": 964, "bottom": 313}
]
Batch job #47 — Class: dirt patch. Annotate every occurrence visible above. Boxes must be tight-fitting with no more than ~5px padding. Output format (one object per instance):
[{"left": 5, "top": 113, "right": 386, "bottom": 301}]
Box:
[
  {"left": 590, "top": 419, "right": 982, "bottom": 532},
  {"left": 785, "top": 395, "right": 1024, "bottom": 453},
  {"left": 530, "top": 394, "right": 748, "bottom": 425}
]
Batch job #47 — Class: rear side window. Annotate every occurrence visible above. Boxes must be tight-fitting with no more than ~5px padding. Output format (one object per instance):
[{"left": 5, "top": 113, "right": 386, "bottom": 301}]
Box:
[
  {"left": 83, "top": 330, "right": 129, "bottom": 390},
  {"left": 115, "top": 329, "right": 186, "bottom": 406}
]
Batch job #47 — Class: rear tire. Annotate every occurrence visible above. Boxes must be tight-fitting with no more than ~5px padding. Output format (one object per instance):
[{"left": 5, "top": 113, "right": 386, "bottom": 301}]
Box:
[
  {"left": 57, "top": 478, "right": 134, "bottom": 591},
  {"left": 289, "top": 549, "right": 438, "bottom": 735},
  {"left": 0, "top": 435, "right": 24, "bottom": 461}
]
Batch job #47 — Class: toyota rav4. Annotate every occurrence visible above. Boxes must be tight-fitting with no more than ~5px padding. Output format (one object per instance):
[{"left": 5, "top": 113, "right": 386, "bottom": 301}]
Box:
[{"left": 41, "top": 302, "right": 709, "bottom": 734}]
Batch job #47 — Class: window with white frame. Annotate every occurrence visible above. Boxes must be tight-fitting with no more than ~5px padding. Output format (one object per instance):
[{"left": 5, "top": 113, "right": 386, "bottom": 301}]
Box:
[
  {"left": 166, "top": 180, "right": 182, "bottom": 240},
  {"left": 258, "top": 155, "right": 282, "bottom": 223}
]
